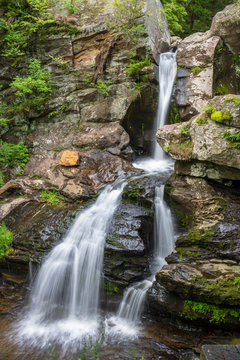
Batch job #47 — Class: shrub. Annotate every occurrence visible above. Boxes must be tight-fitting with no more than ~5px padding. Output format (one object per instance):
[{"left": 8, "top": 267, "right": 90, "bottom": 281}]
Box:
[
  {"left": 0, "top": 222, "right": 13, "bottom": 258},
  {"left": 126, "top": 57, "right": 152, "bottom": 81},
  {"left": 105, "top": 0, "right": 145, "bottom": 42},
  {"left": 0, "top": 141, "right": 29, "bottom": 169},
  {"left": 10, "top": 58, "right": 55, "bottom": 113},
  {"left": 96, "top": 80, "right": 111, "bottom": 96}
]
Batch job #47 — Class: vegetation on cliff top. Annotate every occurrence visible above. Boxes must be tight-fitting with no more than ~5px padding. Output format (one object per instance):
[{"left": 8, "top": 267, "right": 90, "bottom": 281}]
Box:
[{"left": 161, "top": 0, "right": 237, "bottom": 36}]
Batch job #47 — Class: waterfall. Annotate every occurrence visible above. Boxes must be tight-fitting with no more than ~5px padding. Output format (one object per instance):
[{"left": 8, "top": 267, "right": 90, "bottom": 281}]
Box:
[
  {"left": 153, "top": 52, "right": 177, "bottom": 160},
  {"left": 133, "top": 51, "right": 177, "bottom": 173},
  {"left": 117, "top": 280, "right": 152, "bottom": 323},
  {"left": 111, "top": 53, "right": 177, "bottom": 331},
  {"left": 152, "top": 185, "right": 175, "bottom": 271},
  {"left": 17, "top": 182, "right": 125, "bottom": 346}
]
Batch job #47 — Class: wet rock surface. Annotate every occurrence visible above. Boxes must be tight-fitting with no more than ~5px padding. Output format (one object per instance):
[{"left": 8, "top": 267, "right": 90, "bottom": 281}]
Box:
[{"left": 147, "top": 172, "right": 240, "bottom": 328}]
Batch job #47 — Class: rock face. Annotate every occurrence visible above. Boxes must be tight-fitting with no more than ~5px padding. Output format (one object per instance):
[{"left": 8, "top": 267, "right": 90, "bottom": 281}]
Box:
[
  {"left": 175, "top": 2, "right": 240, "bottom": 121},
  {"left": 145, "top": 0, "right": 170, "bottom": 60},
  {"left": 157, "top": 95, "right": 240, "bottom": 181},
  {"left": 175, "top": 31, "right": 221, "bottom": 120},
  {"left": 147, "top": 173, "right": 240, "bottom": 328},
  {"left": 210, "top": 2, "right": 240, "bottom": 55}
]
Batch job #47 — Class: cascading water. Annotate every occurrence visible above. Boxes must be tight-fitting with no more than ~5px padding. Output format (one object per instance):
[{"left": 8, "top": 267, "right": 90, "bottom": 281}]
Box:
[
  {"left": 153, "top": 52, "right": 177, "bottom": 160},
  {"left": 152, "top": 185, "right": 175, "bottom": 271},
  {"left": 17, "top": 182, "right": 125, "bottom": 347},
  {"left": 108, "top": 53, "right": 177, "bottom": 334},
  {"left": 16, "top": 51, "right": 177, "bottom": 347},
  {"left": 133, "top": 51, "right": 177, "bottom": 173}
]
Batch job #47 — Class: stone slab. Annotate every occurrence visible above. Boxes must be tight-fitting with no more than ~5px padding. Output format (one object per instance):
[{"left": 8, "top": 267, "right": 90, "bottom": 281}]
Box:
[{"left": 200, "top": 345, "right": 240, "bottom": 360}]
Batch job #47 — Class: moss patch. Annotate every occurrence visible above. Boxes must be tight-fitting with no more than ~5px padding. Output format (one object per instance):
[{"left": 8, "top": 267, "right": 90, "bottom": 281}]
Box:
[
  {"left": 182, "top": 300, "right": 240, "bottom": 325},
  {"left": 196, "top": 116, "right": 208, "bottom": 126},
  {"left": 211, "top": 110, "right": 232, "bottom": 122},
  {"left": 176, "top": 228, "right": 215, "bottom": 248}
]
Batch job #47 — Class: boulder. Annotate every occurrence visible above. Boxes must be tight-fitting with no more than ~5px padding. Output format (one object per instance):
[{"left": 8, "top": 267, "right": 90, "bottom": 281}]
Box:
[
  {"left": 210, "top": 2, "right": 240, "bottom": 55},
  {"left": 155, "top": 262, "right": 240, "bottom": 306},
  {"left": 72, "top": 123, "right": 130, "bottom": 154},
  {"left": 157, "top": 95, "right": 240, "bottom": 179},
  {"left": 175, "top": 31, "right": 221, "bottom": 120},
  {"left": 59, "top": 150, "right": 80, "bottom": 166}
]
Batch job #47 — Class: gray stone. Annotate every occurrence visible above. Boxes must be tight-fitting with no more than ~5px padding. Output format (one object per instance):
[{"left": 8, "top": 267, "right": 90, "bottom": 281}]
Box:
[{"left": 201, "top": 345, "right": 240, "bottom": 360}]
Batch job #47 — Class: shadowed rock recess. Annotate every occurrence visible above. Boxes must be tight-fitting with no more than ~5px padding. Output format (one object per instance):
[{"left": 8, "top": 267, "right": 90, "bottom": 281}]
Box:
[{"left": 150, "top": 1, "right": 240, "bottom": 329}]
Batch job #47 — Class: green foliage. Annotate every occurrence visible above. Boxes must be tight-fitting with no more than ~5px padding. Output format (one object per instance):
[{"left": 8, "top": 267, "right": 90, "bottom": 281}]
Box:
[
  {"left": 191, "top": 67, "right": 203, "bottom": 76},
  {"left": 0, "top": 171, "right": 5, "bottom": 188},
  {"left": 126, "top": 57, "right": 153, "bottom": 81},
  {"left": 233, "top": 53, "right": 240, "bottom": 66},
  {"left": 177, "top": 228, "right": 215, "bottom": 248},
  {"left": 180, "top": 124, "right": 189, "bottom": 135},
  {"left": 161, "top": 0, "right": 187, "bottom": 36},
  {"left": 211, "top": 110, "right": 232, "bottom": 122},
  {"left": 182, "top": 300, "right": 240, "bottom": 325},
  {"left": 0, "top": 222, "right": 13, "bottom": 258},
  {"left": 0, "top": 141, "right": 29, "bottom": 169},
  {"left": 224, "top": 97, "right": 240, "bottom": 103},
  {"left": 105, "top": 0, "right": 145, "bottom": 42},
  {"left": 0, "top": 59, "right": 54, "bottom": 131},
  {"left": 96, "top": 80, "right": 111, "bottom": 96},
  {"left": 63, "top": 0, "right": 83, "bottom": 15},
  {"left": 224, "top": 131, "right": 240, "bottom": 148},
  {"left": 103, "top": 280, "right": 119, "bottom": 296},
  {"left": 41, "top": 190, "right": 64, "bottom": 206},
  {"left": 196, "top": 116, "right": 208, "bottom": 126},
  {"left": 216, "top": 83, "right": 229, "bottom": 95},
  {"left": 162, "top": 0, "right": 234, "bottom": 36},
  {"left": 0, "top": 0, "right": 55, "bottom": 57},
  {"left": 163, "top": 144, "right": 170, "bottom": 152},
  {"left": 77, "top": 336, "right": 105, "bottom": 360},
  {"left": 177, "top": 248, "right": 200, "bottom": 259},
  {"left": 10, "top": 59, "right": 54, "bottom": 113},
  {"left": 203, "top": 104, "right": 217, "bottom": 115}
]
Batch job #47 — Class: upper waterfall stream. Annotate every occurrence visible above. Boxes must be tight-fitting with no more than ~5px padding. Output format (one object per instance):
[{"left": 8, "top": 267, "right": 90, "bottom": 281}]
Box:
[{"left": 107, "top": 52, "right": 177, "bottom": 335}]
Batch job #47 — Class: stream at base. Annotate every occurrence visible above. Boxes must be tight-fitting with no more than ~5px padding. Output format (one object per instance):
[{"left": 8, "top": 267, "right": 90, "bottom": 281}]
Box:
[{"left": 1, "top": 297, "right": 240, "bottom": 360}]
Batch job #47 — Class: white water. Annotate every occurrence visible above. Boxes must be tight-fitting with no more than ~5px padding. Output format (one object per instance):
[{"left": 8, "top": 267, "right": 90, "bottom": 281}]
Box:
[
  {"left": 151, "top": 185, "right": 175, "bottom": 273},
  {"left": 133, "top": 51, "right": 177, "bottom": 173},
  {"left": 17, "top": 183, "right": 125, "bottom": 347},
  {"left": 108, "top": 53, "right": 177, "bottom": 336},
  {"left": 16, "top": 52, "right": 177, "bottom": 347}
]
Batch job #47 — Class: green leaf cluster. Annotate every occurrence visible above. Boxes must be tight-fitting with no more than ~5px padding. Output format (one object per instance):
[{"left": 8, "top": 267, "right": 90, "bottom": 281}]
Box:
[
  {"left": 0, "top": 141, "right": 29, "bottom": 168},
  {"left": 105, "top": 0, "right": 145, "bottom": 42},
  {"left": 96, "top": 80, "right": 111, "bottom": 96},
  {"left": 126, "top": 57, "right": 152, "bottom": 81},
  {"left": 0, "top": 222, "right": 13, "bottom": 258},
  {"left": 182, "top": 300, "right": 240, "bottom": 325},
  {"left": 0, "top": 0, "right": 54, "bottom": 57},
  {"left": 224, "top": 131, "right": 240, "bottom": 148},
  {"left": 162, "top": 0, "right": 235, "bottom": 36},
  {"left": 41, "top": 190, "right": 64, "bottom": 206},
  {"left": 0, "top": 59, "right": 54, "bottom": 132}
]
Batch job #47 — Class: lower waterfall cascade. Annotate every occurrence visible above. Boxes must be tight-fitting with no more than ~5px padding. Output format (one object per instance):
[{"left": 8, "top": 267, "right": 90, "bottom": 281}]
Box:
[{"left": 15, "top": 51, "right": 178, "bottom": 350}]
